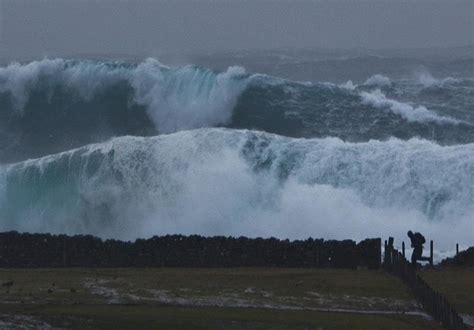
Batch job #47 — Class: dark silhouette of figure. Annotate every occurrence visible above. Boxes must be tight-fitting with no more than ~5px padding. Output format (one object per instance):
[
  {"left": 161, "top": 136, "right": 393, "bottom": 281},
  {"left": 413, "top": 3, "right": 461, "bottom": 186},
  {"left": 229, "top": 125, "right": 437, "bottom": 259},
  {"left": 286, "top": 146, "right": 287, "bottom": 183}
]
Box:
[{"left": 407, "top": 231, "right": 425, "bottom": 265}]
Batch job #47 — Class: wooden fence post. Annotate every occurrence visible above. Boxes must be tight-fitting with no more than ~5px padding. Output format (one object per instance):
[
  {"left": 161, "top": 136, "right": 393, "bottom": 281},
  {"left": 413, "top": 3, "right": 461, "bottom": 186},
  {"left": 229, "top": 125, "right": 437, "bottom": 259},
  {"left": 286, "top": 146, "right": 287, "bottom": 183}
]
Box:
[
  {"left": 388, "top": 237, "right": 394, "bottom": 249},
  {"left": 429, "top": 240, "right": 433, "bottom": 266},
  {"left": 382, "top": 242, "right": 467, "bottom": 330},
  {"left": 456, "top": 243, "right": 460, "bottom": 266},
  {"left": 63, "top": 236, "right": 67, "bottom": 267}
]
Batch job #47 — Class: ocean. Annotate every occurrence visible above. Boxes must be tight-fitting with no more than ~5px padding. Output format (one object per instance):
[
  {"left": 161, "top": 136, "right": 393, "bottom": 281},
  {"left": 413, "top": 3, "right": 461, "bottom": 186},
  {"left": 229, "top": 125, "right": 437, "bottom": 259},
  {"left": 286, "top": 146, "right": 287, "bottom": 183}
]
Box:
[{"left": 0, "top": 49, "right": 473, "bottom": 257}]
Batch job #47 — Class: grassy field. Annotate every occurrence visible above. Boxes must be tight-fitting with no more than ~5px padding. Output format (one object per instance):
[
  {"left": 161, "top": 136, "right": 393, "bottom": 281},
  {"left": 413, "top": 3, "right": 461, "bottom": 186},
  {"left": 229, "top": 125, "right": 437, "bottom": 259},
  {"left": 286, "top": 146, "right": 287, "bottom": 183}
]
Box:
[
  {"left": 419, "top": 267, "right": 474, "bottom": 314},
  {"left": 0, "top": 304, "right": 440, "bottom": 329},
  {"left": 0, "top": 268, "right": 440, "bottom": 329}
]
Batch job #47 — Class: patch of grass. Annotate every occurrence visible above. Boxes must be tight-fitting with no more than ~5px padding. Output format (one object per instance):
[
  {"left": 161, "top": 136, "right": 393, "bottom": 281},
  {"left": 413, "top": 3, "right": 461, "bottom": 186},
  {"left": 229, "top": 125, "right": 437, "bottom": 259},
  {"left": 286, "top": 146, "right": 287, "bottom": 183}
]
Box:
[
  {"left": 0, "top": 267, "right": 414, "bottom": 301},
  {"left": 1, "top": 304, "right": 440, "bottom": 329},
  {"left": 0, "top": 268, "right": 437, "bottom": 328},
  {"left": 420, "top": 267, "right": 474, "bottom": 314}
]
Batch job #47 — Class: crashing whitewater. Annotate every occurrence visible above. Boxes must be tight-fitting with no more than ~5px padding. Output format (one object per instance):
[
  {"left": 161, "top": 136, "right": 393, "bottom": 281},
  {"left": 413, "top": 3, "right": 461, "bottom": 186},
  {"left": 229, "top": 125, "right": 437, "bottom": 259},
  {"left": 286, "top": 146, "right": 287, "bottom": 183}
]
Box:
[{"left": 0, "top": 58, "right": 473, "bottom": 256}]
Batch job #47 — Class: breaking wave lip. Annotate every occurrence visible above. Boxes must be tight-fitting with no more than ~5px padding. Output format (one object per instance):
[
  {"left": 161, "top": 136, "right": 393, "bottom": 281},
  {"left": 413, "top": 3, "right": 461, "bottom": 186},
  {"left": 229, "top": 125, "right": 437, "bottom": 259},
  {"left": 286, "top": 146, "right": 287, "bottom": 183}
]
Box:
[
  {"left": 360, "top": 89, "right": 462, "bottom": 124},
  {"left": 1, "top": 128, "right": 473, "bottom": 251},
  {"left": 130, "top": 60, "right": 248, "bottom": 133}
]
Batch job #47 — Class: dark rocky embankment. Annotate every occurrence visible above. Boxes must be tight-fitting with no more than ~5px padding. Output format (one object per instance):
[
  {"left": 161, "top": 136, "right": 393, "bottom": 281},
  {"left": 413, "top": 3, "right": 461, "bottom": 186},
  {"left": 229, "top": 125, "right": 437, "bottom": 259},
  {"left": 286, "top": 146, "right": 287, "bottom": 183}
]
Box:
[{"left": 0, "top": 231, "right": 381, "bottom": 269}]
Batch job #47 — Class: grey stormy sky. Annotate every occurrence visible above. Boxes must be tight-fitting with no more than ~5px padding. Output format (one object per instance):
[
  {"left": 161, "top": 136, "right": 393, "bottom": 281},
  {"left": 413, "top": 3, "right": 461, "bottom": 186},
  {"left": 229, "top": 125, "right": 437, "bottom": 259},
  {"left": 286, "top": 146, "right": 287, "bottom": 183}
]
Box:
[{"left": 0, "top": 0, "right": 472, "bottom": 59}]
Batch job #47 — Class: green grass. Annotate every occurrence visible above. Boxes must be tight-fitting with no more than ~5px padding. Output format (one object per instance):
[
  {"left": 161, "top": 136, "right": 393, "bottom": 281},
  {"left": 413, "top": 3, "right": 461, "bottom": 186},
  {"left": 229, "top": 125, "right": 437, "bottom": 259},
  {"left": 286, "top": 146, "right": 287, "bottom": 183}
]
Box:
[
  {"left": 0, "top": 268, "right": 439, "bottom": 329},
  {"left": 419, "top": 267, "right": 474, "bottom": 314},
  {"left": 0, "top": 268, "right": 414, "bottom": 303},
  {"left": 0, "top": 304, "right": 440, "bottom": 329}
]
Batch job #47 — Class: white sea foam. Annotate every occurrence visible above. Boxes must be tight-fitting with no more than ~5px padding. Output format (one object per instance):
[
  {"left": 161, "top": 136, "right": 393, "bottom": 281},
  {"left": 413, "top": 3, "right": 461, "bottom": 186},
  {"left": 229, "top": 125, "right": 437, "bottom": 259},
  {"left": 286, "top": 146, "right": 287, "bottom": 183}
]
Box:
[
  {"left": 1, "top": 128, "right": 472, "bottom": 253},
  {"left": 131, "top": 58, "right": 247, "bottom": 133},
  {"left": 0, "top": 58, "right": 134, "bottom": 110},
  {"left": 415, "top": 71, "right": 462, "bottom": 88},
  {"left": 360, "top": 89, "right": 461, "bottom": 124},
  {"left": 0, "top": 59, "right": 64, "bottom": 111},
  {"left": 340, "top": 80, "right": 356, "bottom": 90},
  {"left": 363, "top": 74, "right": 392, "bottom": 87}
]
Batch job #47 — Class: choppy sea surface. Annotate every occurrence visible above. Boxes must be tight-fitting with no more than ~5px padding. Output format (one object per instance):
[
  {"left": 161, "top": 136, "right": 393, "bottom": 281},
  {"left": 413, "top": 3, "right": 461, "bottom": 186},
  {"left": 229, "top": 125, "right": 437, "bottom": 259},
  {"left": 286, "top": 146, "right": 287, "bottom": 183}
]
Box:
[{"left": 1, "top": 49, "right": 473, "bottom": 257}]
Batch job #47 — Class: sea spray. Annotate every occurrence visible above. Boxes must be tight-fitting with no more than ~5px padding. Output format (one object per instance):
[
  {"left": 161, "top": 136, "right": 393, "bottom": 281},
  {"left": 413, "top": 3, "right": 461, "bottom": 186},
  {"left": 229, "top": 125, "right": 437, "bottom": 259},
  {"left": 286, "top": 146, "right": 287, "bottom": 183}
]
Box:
[
  {"left": 131, "top": 59, "right": 247, "bottom": 132},
  {"left": 0, "top": 57, "right": 473, "bottom": 259},
  {"left": 1, "top": 128, "right": 472, "bottom": 250}
]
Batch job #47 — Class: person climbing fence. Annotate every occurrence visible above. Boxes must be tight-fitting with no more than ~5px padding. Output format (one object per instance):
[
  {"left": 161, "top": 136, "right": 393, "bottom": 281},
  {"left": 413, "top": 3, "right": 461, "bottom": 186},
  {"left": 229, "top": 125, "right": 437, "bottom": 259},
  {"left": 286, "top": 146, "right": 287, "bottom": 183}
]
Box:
[{"left": 407, "top": 230, "right": 430, "bottom": 266}]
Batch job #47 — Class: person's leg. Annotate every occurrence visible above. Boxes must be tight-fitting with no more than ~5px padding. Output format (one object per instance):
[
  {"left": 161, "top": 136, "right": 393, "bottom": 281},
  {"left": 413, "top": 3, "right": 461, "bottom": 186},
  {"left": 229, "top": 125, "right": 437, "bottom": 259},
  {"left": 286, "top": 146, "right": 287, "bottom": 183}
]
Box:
[
  {"left": 413, "top": 246, "right": 422, "bottom": 264},
  {"left": 411, "top": 249, "right": 417, "bottom": 265}
]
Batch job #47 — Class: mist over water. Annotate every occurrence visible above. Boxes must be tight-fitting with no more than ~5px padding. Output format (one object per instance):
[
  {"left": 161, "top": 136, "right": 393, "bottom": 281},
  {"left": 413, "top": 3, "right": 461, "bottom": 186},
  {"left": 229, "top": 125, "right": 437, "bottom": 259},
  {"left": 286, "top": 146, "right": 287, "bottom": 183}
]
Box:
[{"left": 0, "top": 52, "right": 473, "bottom": 256}]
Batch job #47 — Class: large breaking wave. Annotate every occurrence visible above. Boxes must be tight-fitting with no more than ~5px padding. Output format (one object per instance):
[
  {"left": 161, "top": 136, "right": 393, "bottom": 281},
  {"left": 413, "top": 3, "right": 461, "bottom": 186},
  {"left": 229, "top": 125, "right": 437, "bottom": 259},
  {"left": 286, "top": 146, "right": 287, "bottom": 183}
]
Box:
[
  {"left": 0, "top": 59, "right": 248, "bottom": 162},
  {"left": 1, "top": 58, "right": 473, "bottom": 163},
  {"left": 1, "top": 128, "right": 473, "bottom": 250},
  {"left": 0, "top": 57, "right": 473, "bottom": 255}
]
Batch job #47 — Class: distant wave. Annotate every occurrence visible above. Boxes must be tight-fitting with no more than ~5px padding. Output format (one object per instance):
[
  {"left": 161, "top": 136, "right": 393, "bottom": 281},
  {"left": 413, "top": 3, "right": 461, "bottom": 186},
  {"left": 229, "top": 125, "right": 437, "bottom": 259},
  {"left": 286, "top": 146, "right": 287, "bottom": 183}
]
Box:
[
  {"left": 0, "top": 58, "right": 249, "bottom": 162},
  {"left": 360, "top": 89, "right": 461, "bottom": 124},
  {"left": 1, "top": 58, "right": 473, "bottom": 163},
  {"left": 1, "top": 128, "right": 473, "bottom": 248},
  {"left": 414, "top": 71, "right": 465, "bottom": 88},
  {"left": 0, "top": 58, "right": 248, "bottom": 132},
  {"left": 363, "top": 74, "right": 392, "bottom": 87}
]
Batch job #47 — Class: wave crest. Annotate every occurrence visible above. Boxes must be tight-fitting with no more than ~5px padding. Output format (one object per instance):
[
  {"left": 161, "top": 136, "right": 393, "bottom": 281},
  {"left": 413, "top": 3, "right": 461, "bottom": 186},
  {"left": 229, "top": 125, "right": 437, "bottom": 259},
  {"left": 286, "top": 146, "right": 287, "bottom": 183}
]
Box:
[
  {"left": 1, "top": 128, "right": 473, "bottom": 249},
  {"left": 363, "top": 74, "right": 392, "bottom": 87},
  {"left": 131, "top": 59, "right": 247, "bottom": 133},
  {"left": 360, "top": 89, "right": 461, "bottom": 124}
]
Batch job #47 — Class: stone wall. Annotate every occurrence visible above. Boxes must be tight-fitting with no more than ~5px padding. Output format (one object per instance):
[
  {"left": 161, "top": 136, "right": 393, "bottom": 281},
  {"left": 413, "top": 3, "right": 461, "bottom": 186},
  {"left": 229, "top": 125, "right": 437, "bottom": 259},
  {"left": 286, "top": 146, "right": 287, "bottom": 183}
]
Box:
[{"left": 0, "top": 231, "right": 381, "bottom": 269}]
